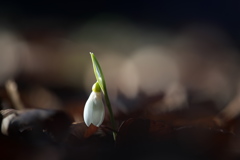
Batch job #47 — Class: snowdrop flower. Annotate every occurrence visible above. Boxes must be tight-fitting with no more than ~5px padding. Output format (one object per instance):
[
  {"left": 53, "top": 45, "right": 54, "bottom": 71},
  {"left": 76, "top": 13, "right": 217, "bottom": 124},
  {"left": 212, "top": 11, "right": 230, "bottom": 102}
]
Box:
[{"left": 83, "top": 82, "right": 105, "bottom": 127}]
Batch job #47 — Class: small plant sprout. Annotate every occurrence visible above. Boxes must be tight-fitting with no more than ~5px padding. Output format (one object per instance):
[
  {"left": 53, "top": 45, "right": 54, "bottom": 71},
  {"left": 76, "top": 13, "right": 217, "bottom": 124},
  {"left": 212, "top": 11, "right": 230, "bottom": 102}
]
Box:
[{"left": 83, "top": 52, "right": 117, "bottom": 140}]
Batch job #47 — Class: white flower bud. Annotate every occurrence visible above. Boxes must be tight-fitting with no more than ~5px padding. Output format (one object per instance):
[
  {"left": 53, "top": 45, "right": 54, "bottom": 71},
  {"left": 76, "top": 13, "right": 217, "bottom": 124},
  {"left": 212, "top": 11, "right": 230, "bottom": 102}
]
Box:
[{"left": 83, "top": 91, "right": 105, "bottom": 127}]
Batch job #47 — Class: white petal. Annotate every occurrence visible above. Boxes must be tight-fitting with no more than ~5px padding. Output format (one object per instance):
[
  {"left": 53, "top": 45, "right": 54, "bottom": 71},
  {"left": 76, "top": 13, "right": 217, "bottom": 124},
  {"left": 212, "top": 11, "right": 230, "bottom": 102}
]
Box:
[
  {"left": 91, "top": 94, "right": 105, "bottom": 127},
  {"left": 83, "top": 92, "right": 95, "bottom": 126},
  {"left": 83, "top": 92, "right": 105, "bottom": 127}
]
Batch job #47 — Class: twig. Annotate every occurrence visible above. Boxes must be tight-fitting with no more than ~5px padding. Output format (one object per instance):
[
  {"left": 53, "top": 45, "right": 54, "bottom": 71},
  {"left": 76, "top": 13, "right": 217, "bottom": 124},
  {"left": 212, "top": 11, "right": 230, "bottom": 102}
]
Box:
[{"left": 5, "top": 79, "right": 25, "bottom": 110}]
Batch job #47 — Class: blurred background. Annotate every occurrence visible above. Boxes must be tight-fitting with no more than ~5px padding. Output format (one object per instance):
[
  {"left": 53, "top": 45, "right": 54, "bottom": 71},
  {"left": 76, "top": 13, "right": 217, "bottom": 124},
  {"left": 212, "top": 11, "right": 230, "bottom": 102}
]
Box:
[
  {"left": 2, "top": 1, "right": 240, "bottom": 160},
  {"left": 0, "top": 0, "right": 240, "bottom": 122}
]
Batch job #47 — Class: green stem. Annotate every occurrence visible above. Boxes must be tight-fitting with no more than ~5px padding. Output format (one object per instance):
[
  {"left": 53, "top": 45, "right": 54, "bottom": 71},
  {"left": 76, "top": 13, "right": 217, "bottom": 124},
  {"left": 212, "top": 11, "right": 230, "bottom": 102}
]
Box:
[{"left": 103, "top": 88, "right": 117, "bottom": 141}]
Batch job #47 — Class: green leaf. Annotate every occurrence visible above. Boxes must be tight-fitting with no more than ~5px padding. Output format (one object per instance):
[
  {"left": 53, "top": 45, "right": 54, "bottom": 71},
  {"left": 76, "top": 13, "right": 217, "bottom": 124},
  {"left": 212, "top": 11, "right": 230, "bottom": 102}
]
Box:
[
  {"left": 90, "top": 52, "right": 106, "bottom": 95},
  {"left": 89, "top": 52, "right": 117, "bottom": 140}
]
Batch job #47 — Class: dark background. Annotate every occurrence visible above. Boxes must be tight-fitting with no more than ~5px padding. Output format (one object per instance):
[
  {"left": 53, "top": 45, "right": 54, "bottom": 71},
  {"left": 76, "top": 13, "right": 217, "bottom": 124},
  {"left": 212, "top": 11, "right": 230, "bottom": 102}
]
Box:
[
  {"left": 0, "top": 0, "right": 239, "bottom": 39},
  {"left": 1, "top": 1, "right": 240, "bottom": 160}
]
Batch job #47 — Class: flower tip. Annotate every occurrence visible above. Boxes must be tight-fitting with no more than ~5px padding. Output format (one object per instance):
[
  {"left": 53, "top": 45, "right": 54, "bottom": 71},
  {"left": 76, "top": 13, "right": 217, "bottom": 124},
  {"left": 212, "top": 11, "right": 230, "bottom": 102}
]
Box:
[{"left": 84, "top": 120, "right": 91, "bottom": 127}]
